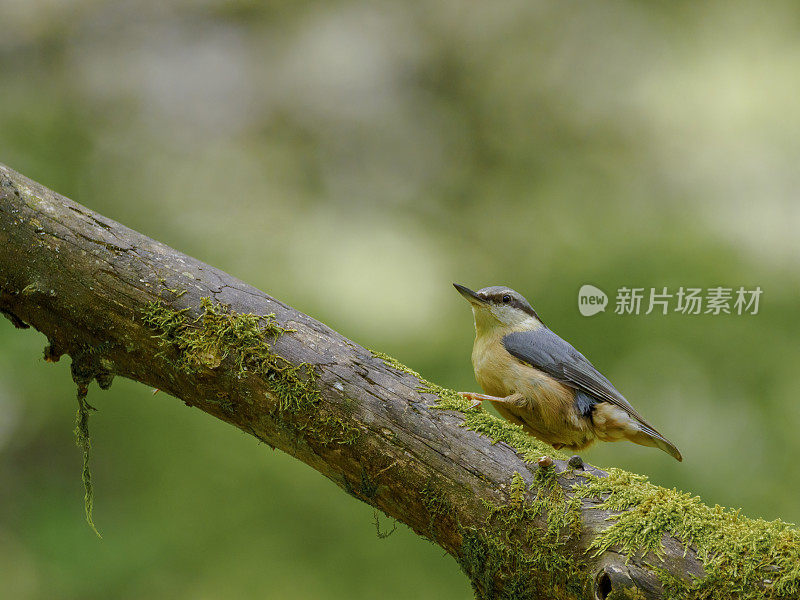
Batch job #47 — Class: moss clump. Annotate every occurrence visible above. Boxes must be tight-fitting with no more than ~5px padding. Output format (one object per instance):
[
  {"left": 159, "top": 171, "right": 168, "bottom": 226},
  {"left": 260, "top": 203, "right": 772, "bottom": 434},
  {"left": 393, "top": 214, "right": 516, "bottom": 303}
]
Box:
[
  {"left": 459, "top": 409, "right": 566, "bottom": 462},
  {"left": 434, "top": 386, "right": 565, "bottom": 462},
  {"left": 460, "top": 469, "right": 587, "bottom": 599},
  {"left": 373, "top": 510, "right": 398, "bottom": 539},
  {"left": 370, "top": 350, "right": 564, "bottom": 462},
  {"left": 420, "top": 482, "right": 453, "bottom": 541},
  {"left": 142, "top": 297, "right": 317, "bottom": 407},
  {"left": 527, "top": 468, "right": 583, "bottom": 541},
  {"left": 69, "top": 346, "right": 116, "bottom": 538},
  {"left": 574, "top": 468, "right": 800, "bottom": 599},
  {"left": 311, "top": 412, "right": 362, "bottom": 446},
  {"left": 143, "top": 297, "right": 360, "bottom": 446},
  {"left": 358, "top": 466, "right": 379, "bottom": 500},
  {"left": 372, "top": 350, "right": 800, "bottom": 598},
  {"left": 370, "top": 351, "right": 586, "bottom": 595},
  {"left": 74, "top": 386, "right": 101, "bottom": 538},
  {"left": 369, "top": 349, "right": 424, "bottom": 378}
]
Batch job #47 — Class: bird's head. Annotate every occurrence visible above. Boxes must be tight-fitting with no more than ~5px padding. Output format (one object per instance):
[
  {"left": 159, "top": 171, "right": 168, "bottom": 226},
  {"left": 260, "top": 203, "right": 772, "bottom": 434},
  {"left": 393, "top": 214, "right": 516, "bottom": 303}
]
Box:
[{"left": 453, "top": 283, "right": 544, "bottom": 334}]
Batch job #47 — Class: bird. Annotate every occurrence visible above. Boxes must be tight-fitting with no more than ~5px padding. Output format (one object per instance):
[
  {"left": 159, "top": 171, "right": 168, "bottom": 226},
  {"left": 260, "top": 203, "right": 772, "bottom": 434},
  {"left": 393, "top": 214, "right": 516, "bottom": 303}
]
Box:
[{"left": 453, "top": 283, "right": 682, "bottom": 461}]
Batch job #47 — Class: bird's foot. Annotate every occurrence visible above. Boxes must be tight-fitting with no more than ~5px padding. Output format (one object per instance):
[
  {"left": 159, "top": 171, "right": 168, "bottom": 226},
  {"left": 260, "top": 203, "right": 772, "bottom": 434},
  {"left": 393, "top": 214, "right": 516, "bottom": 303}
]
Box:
[{"left": 457, "top": 391, "right": 500, "bottom": 410}]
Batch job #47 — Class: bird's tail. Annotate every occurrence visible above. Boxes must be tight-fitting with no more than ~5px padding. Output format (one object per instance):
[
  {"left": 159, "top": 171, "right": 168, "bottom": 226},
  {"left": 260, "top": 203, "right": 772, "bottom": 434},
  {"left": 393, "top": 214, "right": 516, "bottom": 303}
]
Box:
[{"left": 629, "top": 424, "right": 683, "bottom": 462}]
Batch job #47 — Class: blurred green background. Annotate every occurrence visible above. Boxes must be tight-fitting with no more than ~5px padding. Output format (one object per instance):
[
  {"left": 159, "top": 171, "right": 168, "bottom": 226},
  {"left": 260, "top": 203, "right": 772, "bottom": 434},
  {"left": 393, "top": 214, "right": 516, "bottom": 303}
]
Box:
[{"left": 2, "top": 1, "right": 800, "bottom": 598}]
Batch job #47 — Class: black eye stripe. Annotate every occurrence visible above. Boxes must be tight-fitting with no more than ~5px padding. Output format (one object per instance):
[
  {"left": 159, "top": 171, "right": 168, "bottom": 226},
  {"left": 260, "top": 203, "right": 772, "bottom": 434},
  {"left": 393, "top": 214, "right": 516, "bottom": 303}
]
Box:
[
  {"left": 478, "top": 286, "right": 544, "bottom": 323},
  {"left": 503, "top": 296, "right": 536, "bottom": 317}
]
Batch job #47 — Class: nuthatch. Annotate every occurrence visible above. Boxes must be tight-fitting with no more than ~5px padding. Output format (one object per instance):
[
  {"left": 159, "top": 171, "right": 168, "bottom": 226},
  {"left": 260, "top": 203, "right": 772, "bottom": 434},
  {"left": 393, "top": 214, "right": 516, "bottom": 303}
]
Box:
[{"left": 454, "top": 284, "right": 682, "bottom": 461}]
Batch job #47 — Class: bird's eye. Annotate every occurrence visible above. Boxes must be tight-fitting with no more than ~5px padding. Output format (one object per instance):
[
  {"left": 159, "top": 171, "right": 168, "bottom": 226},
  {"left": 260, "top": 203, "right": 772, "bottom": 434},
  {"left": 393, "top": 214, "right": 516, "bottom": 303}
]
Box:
[{"left": 502, "top": 294, "right": 511, "bottom": 303}]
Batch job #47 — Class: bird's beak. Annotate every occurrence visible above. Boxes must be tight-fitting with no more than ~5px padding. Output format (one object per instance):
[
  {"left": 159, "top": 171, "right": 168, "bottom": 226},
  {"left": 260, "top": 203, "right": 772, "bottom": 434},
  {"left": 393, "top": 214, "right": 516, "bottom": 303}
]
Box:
[{"left": 453, "top": 283, "right": 486, "bottom": 305}]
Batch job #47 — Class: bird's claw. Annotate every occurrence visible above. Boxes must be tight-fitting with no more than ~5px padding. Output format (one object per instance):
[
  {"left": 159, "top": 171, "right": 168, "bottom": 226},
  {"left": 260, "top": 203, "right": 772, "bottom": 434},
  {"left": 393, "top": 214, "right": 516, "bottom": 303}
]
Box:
[{"left": 457, "top": 392, "right": 484, "bottom": 411}]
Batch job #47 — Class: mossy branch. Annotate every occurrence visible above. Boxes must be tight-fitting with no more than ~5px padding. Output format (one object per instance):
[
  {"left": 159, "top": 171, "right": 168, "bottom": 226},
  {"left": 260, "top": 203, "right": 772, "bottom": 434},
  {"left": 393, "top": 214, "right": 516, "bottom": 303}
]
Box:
[{"left": 1, "top": 161, "right": 798, "bottom": 600}]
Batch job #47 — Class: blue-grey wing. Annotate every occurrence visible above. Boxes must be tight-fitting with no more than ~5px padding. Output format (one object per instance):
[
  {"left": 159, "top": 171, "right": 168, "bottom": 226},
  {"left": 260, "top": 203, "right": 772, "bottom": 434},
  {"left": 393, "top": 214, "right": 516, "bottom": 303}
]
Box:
[{"left": 502, "top": 327, "right": 651, "bottom": 427}]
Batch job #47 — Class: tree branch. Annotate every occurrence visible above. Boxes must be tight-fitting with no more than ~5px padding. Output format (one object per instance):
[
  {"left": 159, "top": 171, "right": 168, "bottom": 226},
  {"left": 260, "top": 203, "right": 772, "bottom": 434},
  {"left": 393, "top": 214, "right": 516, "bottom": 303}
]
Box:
[{"left": 1, "top": 163, "right": 797, "bottom": 600}]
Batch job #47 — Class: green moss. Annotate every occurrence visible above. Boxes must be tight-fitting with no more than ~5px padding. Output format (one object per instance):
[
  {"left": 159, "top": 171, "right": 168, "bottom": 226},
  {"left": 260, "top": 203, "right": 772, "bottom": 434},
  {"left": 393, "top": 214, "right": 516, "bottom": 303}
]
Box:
[
  {"left": 69, "top": 346, "right": 115, "bottom": 538},
  {"left": 144, "top": 297, "right": 277, "bottom": 370},
  {"left": 312, "top": 412, "right": 362, "bottom": 446},
  {"left": 370, "top": 349, "right": 564, "bottom": 463},
  {"left": 372, "top": 349, "right": 800, "bottom": 598},
  {"left": 373, "top": 510, "right": 398, "bottom": 539},
  {"left": 511, "top": 471, "right": 527, "bottom": 500},
  {"left": 74, "top": 386, "right": 101, "bottom": 538},
  {"left": 370, "top": 351, "right": 589, "bottom": 595},
  {"left": 143, "top": 297, "right": 360, "bottom": 446},
  {"left": 459, "top": 469, "right": 588, "bottom": 599},
  {"left": 574, "top": 468, "right": 800, "bottom": 599},
  {"left": 459, "top": 409, "right": 567, "bottom": 462},
  {"left": 607, "top": 589, "right": 647, "bottom": 600},
  {"left": 351, "top": 468, "right": 399, "bottom": 539},
  {"left": 458, "top": 529, "right": 518, "bottom": 599},
  {"left": 372, "top": 350, "right": 586, "bottom": 596},
  {"left": 358, "top": 466, "right": 379, "bottom": 500},
  {"left": 142, "top": 297, "right": 312, "bottom": 403},
  {"left": 369, "top": 349, "right": 424, "bottom": 379},
  {"left": 420, "top": 482, "right": 453, "bottom": 541}
]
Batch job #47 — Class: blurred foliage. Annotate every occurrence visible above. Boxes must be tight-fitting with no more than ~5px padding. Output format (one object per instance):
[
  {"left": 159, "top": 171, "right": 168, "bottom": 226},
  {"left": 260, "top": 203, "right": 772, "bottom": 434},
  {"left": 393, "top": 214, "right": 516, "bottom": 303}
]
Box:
[{"left": 2, "top": 1, "right": 800, "bottom": 598}]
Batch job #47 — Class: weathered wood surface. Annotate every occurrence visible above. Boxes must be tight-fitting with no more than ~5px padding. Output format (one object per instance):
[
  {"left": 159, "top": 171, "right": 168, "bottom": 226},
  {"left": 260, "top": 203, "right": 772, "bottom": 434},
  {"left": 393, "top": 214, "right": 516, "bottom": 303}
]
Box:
[{"left": 1, "top": 162, "right": 784, "bottom": 600}]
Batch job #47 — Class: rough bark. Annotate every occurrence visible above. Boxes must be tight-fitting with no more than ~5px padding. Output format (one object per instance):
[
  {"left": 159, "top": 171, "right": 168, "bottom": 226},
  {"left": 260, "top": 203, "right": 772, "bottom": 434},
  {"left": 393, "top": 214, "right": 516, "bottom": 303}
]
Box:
[{"left": 1, "top": 162, "right": 796, "bottom": 600}]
